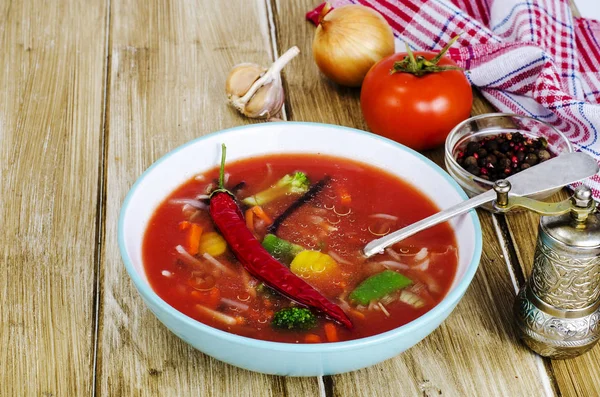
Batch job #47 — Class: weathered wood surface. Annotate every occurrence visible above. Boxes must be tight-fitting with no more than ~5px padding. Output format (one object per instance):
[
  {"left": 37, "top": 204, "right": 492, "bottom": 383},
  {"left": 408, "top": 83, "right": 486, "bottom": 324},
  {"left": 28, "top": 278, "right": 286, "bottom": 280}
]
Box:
[
  {"left": 2, "top": 0, "right": 598, "bottom": 395},
  {"left": 0, "top": 0, "right": 107, "bottom": 395},
  {"left": 98, "top": 0, "right": 319, "bottom": 395},
  {"left": 272, "top": 1, "right": 556, "bottom": 395}
]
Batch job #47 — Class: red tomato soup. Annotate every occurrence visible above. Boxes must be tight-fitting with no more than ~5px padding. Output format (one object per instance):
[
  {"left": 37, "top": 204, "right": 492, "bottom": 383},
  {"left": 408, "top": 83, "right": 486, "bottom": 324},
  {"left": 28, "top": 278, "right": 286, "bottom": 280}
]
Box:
[{"left": 143, "top": 154, "right": 457, "bottom": 343}]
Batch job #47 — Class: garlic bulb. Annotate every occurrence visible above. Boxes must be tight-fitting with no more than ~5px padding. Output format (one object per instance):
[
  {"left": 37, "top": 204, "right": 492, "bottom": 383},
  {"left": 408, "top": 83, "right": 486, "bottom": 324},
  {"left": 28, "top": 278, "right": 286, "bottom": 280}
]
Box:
[
  {"left": 313, "top": 5, "right": 395, "bottom": 87},
  {"left": 225, "top": 47, "right": 300, "bottom": 119}
]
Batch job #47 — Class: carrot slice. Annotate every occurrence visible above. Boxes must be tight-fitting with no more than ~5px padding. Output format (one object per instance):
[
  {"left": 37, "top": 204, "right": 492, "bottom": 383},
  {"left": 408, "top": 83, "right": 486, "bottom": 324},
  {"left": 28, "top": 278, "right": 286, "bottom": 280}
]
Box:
[
  {"left": 349, "top": 309, "right": 366, "bottom": 320},
  {"left": 245, "top": 208, "right": 255, "bottom": 232},
  {"left": 188, "top": 224, "right": 203, "bottom": 255},
  {"left": 338, "top": 187, "right": 351, "bottom": 206},
  {"left": 190, "top": 288, "right": 221, "bottom": 309},
  {"left": 305, "top": 334, "right": 322, "bottom": 343},
  {"left": 251, "top": 205, "right": 273, "bottom": 225},
  {"left": 324, "top": 323, "right": 339, "bottom": 342}
]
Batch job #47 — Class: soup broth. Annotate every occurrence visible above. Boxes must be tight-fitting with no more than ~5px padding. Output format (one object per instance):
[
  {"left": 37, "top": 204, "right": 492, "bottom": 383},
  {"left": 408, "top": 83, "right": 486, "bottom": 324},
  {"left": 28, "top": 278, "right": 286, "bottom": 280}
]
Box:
[{"left": 143, "top": 154, "right": 458, "bottom": 343}]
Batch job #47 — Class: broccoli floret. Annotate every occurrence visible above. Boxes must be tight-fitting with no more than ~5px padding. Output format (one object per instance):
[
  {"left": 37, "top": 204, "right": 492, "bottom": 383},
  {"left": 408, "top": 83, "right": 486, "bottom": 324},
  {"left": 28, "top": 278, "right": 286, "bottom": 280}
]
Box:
[
  {"left": 272, "top": 307, "right": 317, "bottom": 331},
  {"left": 242, "top": 172, "right": 310, "bottom": 206}
]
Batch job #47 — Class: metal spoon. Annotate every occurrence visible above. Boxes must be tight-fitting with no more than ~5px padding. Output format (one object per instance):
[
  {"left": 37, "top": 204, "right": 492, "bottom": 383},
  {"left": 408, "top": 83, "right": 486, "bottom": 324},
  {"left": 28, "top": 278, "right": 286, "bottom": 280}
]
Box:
[{"left": 363, "top": 152, "right": 599, "bottom": 258}]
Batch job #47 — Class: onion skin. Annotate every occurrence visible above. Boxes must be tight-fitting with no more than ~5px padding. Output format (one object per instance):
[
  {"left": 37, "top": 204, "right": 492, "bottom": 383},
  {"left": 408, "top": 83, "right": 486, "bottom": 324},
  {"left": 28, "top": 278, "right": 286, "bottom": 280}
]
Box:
[{"left": 313, "top": 5, "right": 395, "bottom": 87}]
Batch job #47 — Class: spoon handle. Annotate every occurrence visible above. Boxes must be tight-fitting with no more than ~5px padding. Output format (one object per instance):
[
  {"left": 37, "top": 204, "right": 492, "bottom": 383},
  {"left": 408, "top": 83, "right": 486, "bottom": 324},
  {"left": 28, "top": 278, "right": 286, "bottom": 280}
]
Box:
[{"left": 363, "top": 190, "right": 495, "bottom": 258}]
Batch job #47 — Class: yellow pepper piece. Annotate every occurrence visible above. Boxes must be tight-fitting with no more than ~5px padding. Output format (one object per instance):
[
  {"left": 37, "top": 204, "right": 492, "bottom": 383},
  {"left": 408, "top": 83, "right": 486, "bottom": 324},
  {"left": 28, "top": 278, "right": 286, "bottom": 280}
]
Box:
[
  {"left": 199, "top": 232, "right": 227, "bottom": 257},
  {"left": 290, "top": 250, "right": 338, "bottom": 279}
]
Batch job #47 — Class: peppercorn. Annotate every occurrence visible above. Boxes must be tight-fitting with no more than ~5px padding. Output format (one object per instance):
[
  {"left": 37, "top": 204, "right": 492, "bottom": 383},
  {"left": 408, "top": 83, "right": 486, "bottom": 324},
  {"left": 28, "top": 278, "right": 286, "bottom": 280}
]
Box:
[
  {"left": 466, "top": 165, "right": 480, "bottom": 176},
  {"left": 466, "top": 141, "right": 480, "bottom": 154},
  {"left": 498, "top": 158, "right": 511, "bottom": 169},
  {"left": 484, "top": 154, "right": 497, "bottom": 167},
  {"left": 464, "top": 156, "right": 478, "bottom": 167},
  {"left": 537, "top": 149, "right": 551, "bottom": 162},
  {"left": 499, "top": 141, "right": 511, "bottom": 152},
  {"left": 484, "top": 140, "right": 499, "bottom": 151},
  {"left": 525, "top": 153, "right": 538, "bottom": 166},
  {"left": 455, "top": 132, "right": 554, "bottom": 182}
]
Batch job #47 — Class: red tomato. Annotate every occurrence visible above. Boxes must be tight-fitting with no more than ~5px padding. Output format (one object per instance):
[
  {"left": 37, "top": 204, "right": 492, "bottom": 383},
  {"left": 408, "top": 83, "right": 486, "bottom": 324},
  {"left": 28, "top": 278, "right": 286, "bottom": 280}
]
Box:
[{"left": 360, "top": 52, "right": 472, "bottom": 151}]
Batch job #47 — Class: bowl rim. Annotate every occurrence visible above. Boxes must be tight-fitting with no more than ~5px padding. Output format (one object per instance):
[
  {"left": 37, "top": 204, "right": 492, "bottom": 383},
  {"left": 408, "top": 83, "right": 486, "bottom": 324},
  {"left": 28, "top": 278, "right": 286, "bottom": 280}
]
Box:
[
  {"left": 118, "top": 121, "right": 483, "bottom": 353},
  {"left": 444, "top": 112, "right": 574, "bottom": 187}
]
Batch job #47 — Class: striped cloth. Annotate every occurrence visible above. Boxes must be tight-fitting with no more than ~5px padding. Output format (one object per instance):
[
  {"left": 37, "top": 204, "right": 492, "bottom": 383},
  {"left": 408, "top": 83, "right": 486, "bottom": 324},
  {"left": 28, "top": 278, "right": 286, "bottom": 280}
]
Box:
[{"left": 308, "top": 0, "right": 600, "bottom": 200}]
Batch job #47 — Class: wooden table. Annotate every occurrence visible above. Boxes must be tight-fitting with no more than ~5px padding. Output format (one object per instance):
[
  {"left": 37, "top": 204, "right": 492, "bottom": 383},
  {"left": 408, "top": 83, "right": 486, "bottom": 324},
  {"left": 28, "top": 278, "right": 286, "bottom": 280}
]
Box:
[{"left": 2, "top": 1, "right": 598, "bottom": 395}]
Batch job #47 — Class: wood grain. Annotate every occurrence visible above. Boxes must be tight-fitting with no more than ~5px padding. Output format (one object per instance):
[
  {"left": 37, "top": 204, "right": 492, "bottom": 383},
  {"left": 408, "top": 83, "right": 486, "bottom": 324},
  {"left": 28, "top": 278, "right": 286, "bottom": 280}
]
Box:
[
  {"left": 271, "top": 1, "right": 555, "bottom": 395},
  {"left": 0, "top": 0, "right": 107, "bottom": 395},
  {"left": 98, "top": 0, "right": 319, "bottom": 395}
]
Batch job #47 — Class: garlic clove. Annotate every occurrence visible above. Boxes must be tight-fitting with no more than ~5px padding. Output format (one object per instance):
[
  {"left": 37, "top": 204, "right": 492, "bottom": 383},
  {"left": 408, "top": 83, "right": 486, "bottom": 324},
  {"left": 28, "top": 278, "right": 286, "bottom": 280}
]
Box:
[
  {"left": 244, "top": 79, "right": 284, "bottom": 118},
  {"left": 225, "top": 46, "right": 299, "bottom": 119},
  {"left": 225, "top": 63, "right": 266, "bottom": 99}
]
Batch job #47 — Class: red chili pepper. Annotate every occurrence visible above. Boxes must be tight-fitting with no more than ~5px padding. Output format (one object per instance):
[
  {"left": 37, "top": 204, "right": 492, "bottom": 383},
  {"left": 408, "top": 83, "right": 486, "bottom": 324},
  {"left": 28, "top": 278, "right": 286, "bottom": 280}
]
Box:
[{"left": 209, "top": 145, "right": 352, "bottom": 329}]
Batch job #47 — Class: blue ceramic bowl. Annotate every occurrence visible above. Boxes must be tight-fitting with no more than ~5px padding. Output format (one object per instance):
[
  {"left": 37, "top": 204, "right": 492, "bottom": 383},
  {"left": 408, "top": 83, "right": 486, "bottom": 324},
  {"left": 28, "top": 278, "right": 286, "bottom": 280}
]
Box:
[{"left": 119, "top": 122, "right": 482, "bottom": 376}]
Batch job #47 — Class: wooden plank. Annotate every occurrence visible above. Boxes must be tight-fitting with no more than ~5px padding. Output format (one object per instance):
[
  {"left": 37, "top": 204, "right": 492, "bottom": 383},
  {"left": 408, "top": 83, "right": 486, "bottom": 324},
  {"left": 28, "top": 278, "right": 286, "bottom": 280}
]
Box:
[
  {"left": 501, "top": 2, "right": 600, "bottom": 396},
  {"left": 98, "top": 0, "right": 319, "bottom": 395},
  {"left": 0, "top": 0, "right": 107, "bottom": 395},
  {"left": 271, "top": 0, "right": 555, "bottom": 395}
]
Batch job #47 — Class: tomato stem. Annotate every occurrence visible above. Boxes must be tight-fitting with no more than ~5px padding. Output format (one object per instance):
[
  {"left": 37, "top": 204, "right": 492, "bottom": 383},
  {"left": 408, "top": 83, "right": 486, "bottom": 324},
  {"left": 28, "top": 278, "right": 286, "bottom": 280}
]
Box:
[{"left": 391, "top": 35, "right": 463, "bottom": 77}]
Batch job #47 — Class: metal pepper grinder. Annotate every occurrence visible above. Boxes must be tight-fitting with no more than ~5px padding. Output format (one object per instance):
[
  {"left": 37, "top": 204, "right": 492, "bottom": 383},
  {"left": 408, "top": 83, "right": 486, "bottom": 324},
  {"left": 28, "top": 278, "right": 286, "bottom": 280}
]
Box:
[{"left": 493, "top": 183, "right": 600, "bottom": 359}]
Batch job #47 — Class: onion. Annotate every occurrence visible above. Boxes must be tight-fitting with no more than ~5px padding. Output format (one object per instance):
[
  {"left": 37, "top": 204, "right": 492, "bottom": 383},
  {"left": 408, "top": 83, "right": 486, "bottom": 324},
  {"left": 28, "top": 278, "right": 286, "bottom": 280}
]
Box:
[
  {"left": 169, "top": 198, "right": 208, "bottom": 210},
  {"left": 202, "top": 253, "right": 235, "bottom": 276},
  {"left": 414, "top": 248, "right": 429, "bottom": 262},
  {"left": 220, "top": 297, "right": 249, "bottom": 312},
  {"left": 175, "top": 245, "right": 208, "bottom": 270},
  {"left": 385, "top": 248, "right": 401, "bottom": 261},
  {"left": 312, "top": 4, "right": 395, "bottom": 87},
  {"left": 195, "top": 304, "right": 238, "bottom": 325},
  {"left": 327, "top": 250, "right": 354, "bottom": 266},
  {"left": 413, "top": 259, "right": 430, "bottom": 271},
  {"left": 378, "top": 302, "right": 390, "bottom": 317},
  {"left": 379, "top": 260, "right": 410, "bottom": 271}
]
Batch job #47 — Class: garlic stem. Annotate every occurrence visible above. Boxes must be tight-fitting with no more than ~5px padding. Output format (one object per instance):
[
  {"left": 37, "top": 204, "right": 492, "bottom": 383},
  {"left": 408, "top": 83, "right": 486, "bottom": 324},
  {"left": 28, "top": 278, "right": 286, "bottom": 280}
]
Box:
[{"left": 232, "top": 46, "right": 300, "bottom": 112}]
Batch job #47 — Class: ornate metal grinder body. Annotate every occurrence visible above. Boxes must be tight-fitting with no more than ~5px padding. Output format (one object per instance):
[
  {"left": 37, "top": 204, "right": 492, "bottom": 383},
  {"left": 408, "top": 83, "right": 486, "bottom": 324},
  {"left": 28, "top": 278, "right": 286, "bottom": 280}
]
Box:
[{"left": 495, "top": 183, "right": 600, "bottom": 359}]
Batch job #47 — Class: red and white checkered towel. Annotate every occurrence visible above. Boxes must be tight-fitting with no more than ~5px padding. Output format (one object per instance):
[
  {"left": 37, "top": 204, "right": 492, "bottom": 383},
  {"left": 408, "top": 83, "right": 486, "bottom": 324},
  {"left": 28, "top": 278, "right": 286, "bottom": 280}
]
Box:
[{"left": 308, "top": 0, "right": 600, "bottom": 200}]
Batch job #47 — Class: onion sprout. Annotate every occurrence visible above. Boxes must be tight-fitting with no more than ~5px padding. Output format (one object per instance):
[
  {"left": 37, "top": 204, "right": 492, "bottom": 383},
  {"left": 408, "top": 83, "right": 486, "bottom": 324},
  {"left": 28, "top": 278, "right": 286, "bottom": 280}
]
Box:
[
  {"left": 170, "top": 198, "right": 208, "bottom": 210},
  {"left": 202, "top": 252, "right": 236, "bottom": 276},
  {"left": 414, "top": 259, "right": 430, "bottom": 271},
  {"left": 327, "top": 251, "right": 354, "bottom": 266},
  {"left": 379, "top": 260, "right": 410, "bottom": 270},
  {"left": 378, "top": 302, "right": 390, "bottom": 317},
  {"left": 221, "top": 297, "right": 250, "bottom": 311},
  {"left": 195, "top": 304, "right": 238, "bottom": 325},
  {"left": 414, "top": 248, "right": 428, "bottom": 262},
  {"left": 175, "top": 245, "right": 207, "bottom": 270}
]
